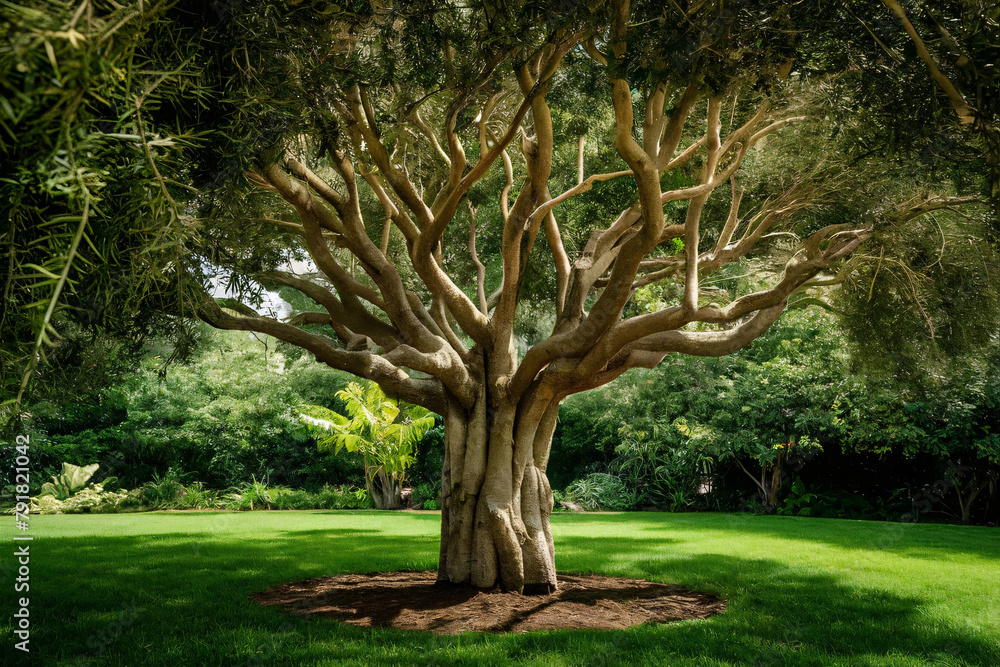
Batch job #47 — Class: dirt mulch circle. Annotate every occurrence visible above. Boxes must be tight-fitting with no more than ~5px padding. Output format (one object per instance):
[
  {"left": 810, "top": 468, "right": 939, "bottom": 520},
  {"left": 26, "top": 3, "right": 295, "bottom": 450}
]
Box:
[{"left": 252, "top": 571, "right": 726, "bottom": 634}]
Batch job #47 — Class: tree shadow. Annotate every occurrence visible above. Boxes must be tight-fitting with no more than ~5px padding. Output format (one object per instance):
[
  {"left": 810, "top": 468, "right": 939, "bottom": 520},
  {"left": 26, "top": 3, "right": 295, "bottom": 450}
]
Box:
[
  {"left": 252, "top": 571, "right": 722, "bottom": 634},
  {"left": 551, "top": 531, "right": 996, "bottom": 665}
]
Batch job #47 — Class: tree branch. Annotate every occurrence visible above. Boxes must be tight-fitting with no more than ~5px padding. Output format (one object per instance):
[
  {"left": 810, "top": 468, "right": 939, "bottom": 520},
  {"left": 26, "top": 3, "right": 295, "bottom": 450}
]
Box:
[
  {"left": 468, "top": 204, "right": 488, "bottom": 315},
  {"left": 196, "top": 294, "right": 446, "bottom": 413},
  {"left": 881, "top": 0, "right": 976, "bottom": 124},
  {"left": 683, "top": 97, "right": 722, "bottom": 314}
]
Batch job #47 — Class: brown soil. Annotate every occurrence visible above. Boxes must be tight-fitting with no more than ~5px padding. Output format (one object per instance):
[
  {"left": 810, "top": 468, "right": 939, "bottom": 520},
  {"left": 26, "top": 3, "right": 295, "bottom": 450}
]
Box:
[{"left": 252, "top": 571, "right": 726, "bottom": 634}]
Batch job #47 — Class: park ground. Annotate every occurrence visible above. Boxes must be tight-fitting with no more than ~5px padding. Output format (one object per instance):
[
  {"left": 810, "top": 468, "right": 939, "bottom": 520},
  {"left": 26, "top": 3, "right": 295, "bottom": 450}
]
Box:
[{"left": 1, "top": 511, "right": 997, "bottom": 666}]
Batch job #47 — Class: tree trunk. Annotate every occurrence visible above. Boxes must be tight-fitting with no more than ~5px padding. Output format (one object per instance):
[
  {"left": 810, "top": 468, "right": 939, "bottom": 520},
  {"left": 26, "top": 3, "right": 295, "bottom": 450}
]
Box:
[
  {"left": 766, "top": 449, "right": 784, "bottom": 510},
  {"left": 368, "top": 463, "right": 402, "bottom": 510},
  {"left": 436, "top": 390, "right": 560, "bottom": 594}
]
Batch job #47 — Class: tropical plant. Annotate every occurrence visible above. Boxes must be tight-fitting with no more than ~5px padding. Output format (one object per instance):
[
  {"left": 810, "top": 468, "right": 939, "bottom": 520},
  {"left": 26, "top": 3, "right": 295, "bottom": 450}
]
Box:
[
  {"left": 39, "top": 462, "right": 102, "bottom": 501},
  {"left": 302, "top": 382, "right": 435, "bottom": 510}
]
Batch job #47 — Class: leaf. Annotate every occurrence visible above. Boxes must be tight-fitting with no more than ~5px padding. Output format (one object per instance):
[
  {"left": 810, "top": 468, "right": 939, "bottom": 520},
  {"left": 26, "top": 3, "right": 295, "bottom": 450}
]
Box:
[
  {"left": 61, "top": 462, "right": 99, "bottom": 492},
  {"left": 22, "top": 263, "right": 62, "bottom": 279},
  {"left": 341, "top": 433, "right": 366, "bottom": 452}
]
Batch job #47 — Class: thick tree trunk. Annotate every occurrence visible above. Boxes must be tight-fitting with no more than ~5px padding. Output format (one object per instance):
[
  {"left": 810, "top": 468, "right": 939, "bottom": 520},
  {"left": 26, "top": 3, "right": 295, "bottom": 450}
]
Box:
[{"left": 436, "top": 391, "right": 560, "bottom": 594}]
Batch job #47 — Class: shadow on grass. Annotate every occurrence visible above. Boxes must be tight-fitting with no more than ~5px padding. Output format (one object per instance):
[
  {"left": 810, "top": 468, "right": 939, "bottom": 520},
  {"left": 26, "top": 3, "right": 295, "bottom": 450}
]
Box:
[{"left": 9, "top": 523, "right": 997, "bottom": 666}]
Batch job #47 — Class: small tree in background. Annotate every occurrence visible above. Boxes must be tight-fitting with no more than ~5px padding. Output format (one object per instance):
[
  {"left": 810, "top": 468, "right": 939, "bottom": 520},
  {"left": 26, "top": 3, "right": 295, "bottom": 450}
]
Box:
[{"left": 302, "top": 382, "right": 435, "bottom": 510}]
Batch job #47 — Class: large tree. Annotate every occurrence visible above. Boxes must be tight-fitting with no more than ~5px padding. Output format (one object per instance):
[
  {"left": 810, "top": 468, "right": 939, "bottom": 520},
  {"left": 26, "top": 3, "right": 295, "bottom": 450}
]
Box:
[
  {"left": 183, "top": 0, "right": 1000, "bottom": 593},
  {"left": 8, "top": 1, "right": 997, "bottom": 592}
]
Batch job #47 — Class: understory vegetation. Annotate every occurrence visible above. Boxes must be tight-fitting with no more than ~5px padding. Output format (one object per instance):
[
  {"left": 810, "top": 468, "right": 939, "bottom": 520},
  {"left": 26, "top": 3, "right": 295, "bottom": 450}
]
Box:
[
  {"left": 25, "top": 471, "right": 373, "bottom": 514},
  {"left": 5, "top": 312, "right": 997, "bottom": 525},
  {"left": 553, "top": 306, "right": 999, "bottom": 525}
]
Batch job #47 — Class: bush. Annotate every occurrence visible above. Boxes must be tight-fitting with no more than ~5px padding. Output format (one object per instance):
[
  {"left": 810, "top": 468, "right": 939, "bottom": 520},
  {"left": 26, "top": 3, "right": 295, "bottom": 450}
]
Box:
[
  {"left": 270, "top": 488, "right": 314, "bottom": 510},
  {"left": 221, "top": 481, "right": 274, "bottom": 511},
  {"left": 566, "top": 473, "right": 638, "bottom": 511},
  {"left": 254, "top": 484, "right": 372, "bottom": 510},
  {"left": 313, "top": 485, "right": 372, "bottom": 509},
  {"left": 141, "top": 468, "right": 188, "bottom": 507},
  {"left": 411, "top": 481, "right": 441, "bottom": 509},
  {"left": 171, "top": 481, "right": 220, "bottom": 510},
  {"left": 27, "top": 484, "right": 128, "bottom": 514}
]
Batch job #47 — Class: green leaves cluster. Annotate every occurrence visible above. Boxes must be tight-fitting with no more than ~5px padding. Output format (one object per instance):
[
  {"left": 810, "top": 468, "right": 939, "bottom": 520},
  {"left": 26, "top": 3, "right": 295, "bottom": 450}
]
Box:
[
  {"left": 1, "top": 1, "right": 222, "bottom": 417},
  {"left": 21, "top": 326, "right": 360, "bottom": 491},
  {"left": 302, "top": 381, "right": 435, "bottom": 509},
  {"left": 555, "top": 304, "right": 999, "bottom": 519}
]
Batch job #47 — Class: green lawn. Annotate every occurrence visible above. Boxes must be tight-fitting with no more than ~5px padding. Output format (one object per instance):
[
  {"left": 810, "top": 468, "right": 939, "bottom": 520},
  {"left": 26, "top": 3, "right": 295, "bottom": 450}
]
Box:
[{"left": 1, "top": 511, "right": 997, "bottom": 666}]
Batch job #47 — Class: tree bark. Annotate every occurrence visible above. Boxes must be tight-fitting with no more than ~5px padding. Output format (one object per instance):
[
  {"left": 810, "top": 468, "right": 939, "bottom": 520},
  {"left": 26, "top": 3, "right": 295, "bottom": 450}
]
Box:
[
  {"left": 368, "top": 463, "right": 403, "bottom": 510},
  {"left": 437, "top": 391, "right": 558, "bottom": 594}
]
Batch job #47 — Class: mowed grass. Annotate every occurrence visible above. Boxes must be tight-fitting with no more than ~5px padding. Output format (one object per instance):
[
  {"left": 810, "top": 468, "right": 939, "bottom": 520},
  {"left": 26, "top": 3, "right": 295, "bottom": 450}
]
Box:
[{"left": 1, "top": 511, "right": 997, "bottom": 666}]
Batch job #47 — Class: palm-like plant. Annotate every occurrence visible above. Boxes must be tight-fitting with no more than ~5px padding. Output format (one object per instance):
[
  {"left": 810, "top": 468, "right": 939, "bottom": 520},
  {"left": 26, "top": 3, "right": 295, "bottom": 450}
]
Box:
[{"left": 301, "top": 382, "right": 435, "bottom": 509}]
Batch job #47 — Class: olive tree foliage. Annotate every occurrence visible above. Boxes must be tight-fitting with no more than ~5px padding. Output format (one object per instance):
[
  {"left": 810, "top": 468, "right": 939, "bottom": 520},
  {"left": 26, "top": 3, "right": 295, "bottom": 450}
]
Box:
[
  {"left": 818, "top": 1, "right": 1000, "bottom": 385},
  {"left": 175, "top": 0, "right": 1000, "bottom": 593}
]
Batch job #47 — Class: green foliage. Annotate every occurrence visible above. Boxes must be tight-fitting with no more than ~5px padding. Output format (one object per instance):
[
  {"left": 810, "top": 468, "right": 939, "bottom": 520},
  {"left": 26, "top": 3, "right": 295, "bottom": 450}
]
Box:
[
  {"left": 28, "top": 475, "right": 373, "bottom": 513},
  {"left": 268, "top": 485, "right": 372, "bottom": 511},
  {"left": 408, "top": 423, "right": 445, "bottom": 488},
  {"left": 610, "top": 422, "right": 714, "bottom": 511},
  {"left": 221, "top": 476, "right": 282, "bottom": 511},
  {"left": 0, "top": 1, "right": 221, "bottom": 416},
  {"left": 27, "top": 483, "right": 128, "bottom": 515},
  {"left": 168, "top": 481, "right": 220, "bottom": 511},
  {"left": 140, "top": 468, "right": 190, "bottom": 507},
  {"left": 566, "top": 473, "right": 638, "bottom": 511},
  {"left": 552, "top": 302, "right": 999, "bottom": 522},
  {"left": 24, "top": 459, "right": 126, "bottom": 514},
  {"left": 556, "top": 308, "right": 849, "bottom": 507},
  {"left": 39, "top": 462, "right": 100, "bottom": 500},
  {"left": 411, "top": 481, "right": 441, "bottom": 510},
  {"left": 777, "top": 477, "right": 913, "bottom": 522},
  {"left": 302, "top": 381, "right": 435, "bottom": 510},
  {"left": 779, "top": 477, "right": 824, "bottom": 517},
  {"left": 26, "top": 327, "right": 361, "bottom": 491},
  {"left": 548, "top": 397, "right": 619, "bottom": 490},
  {"left": 837, "top": 207, "right": 1000, "bottom": 386},
  {"left": 840, "top": 344, "right": 1000, "bottom": 466}
]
